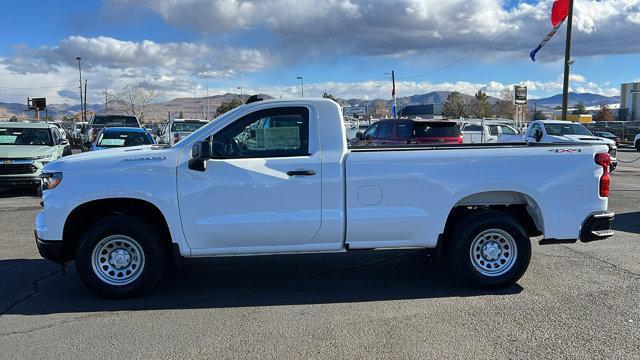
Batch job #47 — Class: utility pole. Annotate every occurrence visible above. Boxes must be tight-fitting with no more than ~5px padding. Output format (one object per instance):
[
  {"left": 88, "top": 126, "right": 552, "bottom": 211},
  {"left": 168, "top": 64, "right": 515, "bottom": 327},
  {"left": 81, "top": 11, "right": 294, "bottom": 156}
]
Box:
[
  {"left": 561, "top": 0, "right": 574, "bottom": 120},
  {"left": 76, "top": 57, "right": 84, "bottom": 121},
  {"left": 104, "top": 90, "right": 108, "bottom": 114},
  {"left": 391, "top": 70, "right": 397, "bottom": 118},
  {"left": 206, "top": 76, "right": 209, "bottom": 120},
  {"left": 193, "top": 82, "right": 196, "bottom": 118},
  {"left": 297, "top": 76, "right": 304, "bottom": 98},
  {"left": 83, "top": 80, "right": 87, "bottom": 121}
]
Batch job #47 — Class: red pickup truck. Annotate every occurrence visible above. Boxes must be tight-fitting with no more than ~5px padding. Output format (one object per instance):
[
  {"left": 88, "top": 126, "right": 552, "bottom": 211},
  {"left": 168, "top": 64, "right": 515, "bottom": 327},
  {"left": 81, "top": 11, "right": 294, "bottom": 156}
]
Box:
[{"left": 352, "top": 119, "right": 462, "bottom": 146}]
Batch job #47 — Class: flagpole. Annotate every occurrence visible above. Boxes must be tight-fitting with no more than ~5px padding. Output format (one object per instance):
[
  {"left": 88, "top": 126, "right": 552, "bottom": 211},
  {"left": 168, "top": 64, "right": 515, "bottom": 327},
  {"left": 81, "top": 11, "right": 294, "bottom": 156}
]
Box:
[{"left": 561, "top": 0, "right": 574, "bottom": 120}]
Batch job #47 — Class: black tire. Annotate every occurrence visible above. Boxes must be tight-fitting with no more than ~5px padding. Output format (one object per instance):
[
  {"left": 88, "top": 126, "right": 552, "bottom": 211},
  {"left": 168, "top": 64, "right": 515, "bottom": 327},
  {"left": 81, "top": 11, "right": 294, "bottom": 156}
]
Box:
[
  {"left": 635, "top": 140, "right": 640, "bottom": 151},
  {"left": 449, "top": 210, "right": 531, "bottom": 288},
  {"left": 75, "top": 215, "right": 166, "bottom": 298}
]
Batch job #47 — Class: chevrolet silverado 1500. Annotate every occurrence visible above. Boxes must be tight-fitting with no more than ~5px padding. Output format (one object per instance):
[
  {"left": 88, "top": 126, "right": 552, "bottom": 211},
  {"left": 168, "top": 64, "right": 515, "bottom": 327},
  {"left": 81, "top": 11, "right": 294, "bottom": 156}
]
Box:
[{"left": 35, "top": 99, "right": 614, "bottom": 298}]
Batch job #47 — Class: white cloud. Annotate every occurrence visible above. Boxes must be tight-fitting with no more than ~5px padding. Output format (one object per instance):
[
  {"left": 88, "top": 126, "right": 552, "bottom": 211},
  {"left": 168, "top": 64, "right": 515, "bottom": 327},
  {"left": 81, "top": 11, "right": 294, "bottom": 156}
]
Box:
[
  {"left": 3, "top": 36, "right": 271, "bottom": 76},
  {"left": 109, "top": 0, "right": 640, "bottom": 60}
]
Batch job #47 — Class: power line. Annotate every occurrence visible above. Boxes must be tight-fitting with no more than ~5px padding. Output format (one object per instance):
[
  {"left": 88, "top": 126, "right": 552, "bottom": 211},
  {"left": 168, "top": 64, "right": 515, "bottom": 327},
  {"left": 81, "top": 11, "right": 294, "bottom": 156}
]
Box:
[{"left": 399, "top": 1, "right": 548, "bottom": 81}]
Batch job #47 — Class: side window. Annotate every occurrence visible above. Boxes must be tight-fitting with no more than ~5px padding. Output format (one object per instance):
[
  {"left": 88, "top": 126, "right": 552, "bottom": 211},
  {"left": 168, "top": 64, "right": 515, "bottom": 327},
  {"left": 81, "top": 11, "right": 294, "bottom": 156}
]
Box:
[
  {"left": 212, "top": 107, "right": 309, "bottom": 159},
  {"left": 51, "top": 129, "right": 59, "bottom": 144},
  {"left": 377, "top": 122, "right": 392, "bottom": 138},
  {"left": 363, "top": 123, "right": 380, "bottom": 140},
  {"left": 500, "top": 125, "right": 516, "bottom": 135},
  {"left": 396, "top": 123, "right": 413, "bottom": 139},
  {"left": 488, "top": 125, "right": 499, "bottom": 136}
]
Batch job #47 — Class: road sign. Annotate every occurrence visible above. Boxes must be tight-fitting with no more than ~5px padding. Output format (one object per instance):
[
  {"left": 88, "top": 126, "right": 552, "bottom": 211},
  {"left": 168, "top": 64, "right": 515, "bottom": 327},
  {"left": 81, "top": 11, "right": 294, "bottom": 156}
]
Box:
[
  {"left": 514, "top": 86, "right": 527, "bottom": 105},
  {"left": 29, "top": 98, "right": 47, "bottom": 111}
]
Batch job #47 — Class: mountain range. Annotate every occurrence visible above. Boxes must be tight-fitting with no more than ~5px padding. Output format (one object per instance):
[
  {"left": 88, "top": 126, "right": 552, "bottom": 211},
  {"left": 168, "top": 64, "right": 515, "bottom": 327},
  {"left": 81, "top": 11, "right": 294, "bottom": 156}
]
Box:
[{"left": 0, "top": 91, "right": 620, "bottom": 122}]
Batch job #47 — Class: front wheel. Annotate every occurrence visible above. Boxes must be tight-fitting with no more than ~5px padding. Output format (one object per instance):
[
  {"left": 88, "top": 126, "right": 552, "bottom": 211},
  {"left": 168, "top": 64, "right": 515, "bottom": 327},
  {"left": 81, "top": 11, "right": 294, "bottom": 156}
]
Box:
[
  {"left": 75, "top": 215, "right": 166, "bottom": 298},
  {"left": 635, "top": 140, "right": 640, "bottom": 151},
  {"left": 450, "top": 210, "right": 531, "bottom": 288}
]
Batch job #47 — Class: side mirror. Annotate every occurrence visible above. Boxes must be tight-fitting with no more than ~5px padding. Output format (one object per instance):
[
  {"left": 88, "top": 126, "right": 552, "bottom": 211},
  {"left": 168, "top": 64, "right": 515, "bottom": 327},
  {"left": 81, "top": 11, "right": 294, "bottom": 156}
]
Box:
[
  {"left": 355, "top": 132, "right": 363, "bottom": 140},
  {"left": 188, "top": 139, "right": 212, "bottom": 171},
  {"left": 534, "top": 129, "right": 543, "bottom": 142}
]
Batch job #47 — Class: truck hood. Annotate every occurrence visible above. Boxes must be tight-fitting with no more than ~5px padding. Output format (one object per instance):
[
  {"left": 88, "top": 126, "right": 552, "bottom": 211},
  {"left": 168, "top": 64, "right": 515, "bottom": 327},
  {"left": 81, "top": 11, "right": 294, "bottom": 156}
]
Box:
[
  {"left": 548, "top": 135, "right": 614, "bottom": 145},
  {"left": 0, "top": 145, "right": 56, "bottom": 159},
  {"left": 43, "top": 144, "right": 174, "bottom": 173}
]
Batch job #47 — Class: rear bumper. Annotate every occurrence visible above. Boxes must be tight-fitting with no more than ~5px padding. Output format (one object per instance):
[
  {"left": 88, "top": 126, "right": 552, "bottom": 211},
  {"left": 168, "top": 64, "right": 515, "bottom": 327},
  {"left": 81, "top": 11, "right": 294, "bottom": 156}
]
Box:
[
  {"left": 580, "top": 211, "right": 615, "bottom": 242},
  {"left": 35, "top": 231, "right": 65, "bottom": 264},
  {"left": 539, "top": 211, "right": 614, "bottom": 245}
]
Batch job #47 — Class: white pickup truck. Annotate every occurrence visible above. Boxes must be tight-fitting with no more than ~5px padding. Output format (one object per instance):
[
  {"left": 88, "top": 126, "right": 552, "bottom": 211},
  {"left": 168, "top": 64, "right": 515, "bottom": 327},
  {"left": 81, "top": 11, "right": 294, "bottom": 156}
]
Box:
[{"left": 35, "top": 99, "right": 615, "bottom": 298}]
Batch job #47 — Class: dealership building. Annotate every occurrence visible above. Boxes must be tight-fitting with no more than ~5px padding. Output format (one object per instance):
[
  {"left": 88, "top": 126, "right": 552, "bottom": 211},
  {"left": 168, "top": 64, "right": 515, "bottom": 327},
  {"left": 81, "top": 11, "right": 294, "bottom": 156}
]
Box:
[{"left": 620, "top": 82, "right": 640, "bottom": 121}]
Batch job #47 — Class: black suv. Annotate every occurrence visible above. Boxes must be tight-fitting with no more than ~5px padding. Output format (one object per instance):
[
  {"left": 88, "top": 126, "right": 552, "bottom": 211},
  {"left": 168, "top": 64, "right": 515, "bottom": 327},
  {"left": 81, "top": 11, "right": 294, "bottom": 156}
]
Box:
[{"left": 81, "top": 115, "right": 141, "bottom": 151}]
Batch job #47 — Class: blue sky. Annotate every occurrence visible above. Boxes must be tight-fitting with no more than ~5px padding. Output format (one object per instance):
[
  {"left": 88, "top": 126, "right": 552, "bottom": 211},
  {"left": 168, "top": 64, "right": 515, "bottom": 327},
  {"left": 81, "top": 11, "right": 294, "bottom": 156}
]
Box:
[{"left": 0, "top": 0, "right": 639, "bottom": 104}]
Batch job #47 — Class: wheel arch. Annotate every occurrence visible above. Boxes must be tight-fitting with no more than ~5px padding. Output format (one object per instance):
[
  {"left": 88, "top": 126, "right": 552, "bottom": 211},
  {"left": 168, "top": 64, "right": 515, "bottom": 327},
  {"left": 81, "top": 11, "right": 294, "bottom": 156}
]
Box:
[
  {"left": 61, "top": 197, "right": 174, "bottom": 262},
  {"left": 442, "top": 190, "right": 544, "bottom": 246}
]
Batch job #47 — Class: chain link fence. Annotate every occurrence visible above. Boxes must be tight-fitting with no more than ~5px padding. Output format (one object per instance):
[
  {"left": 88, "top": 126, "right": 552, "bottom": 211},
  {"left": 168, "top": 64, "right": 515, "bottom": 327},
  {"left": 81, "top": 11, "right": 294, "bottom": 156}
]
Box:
[{"left": 585, "top": 121, "right": 640, "bottom": 144}]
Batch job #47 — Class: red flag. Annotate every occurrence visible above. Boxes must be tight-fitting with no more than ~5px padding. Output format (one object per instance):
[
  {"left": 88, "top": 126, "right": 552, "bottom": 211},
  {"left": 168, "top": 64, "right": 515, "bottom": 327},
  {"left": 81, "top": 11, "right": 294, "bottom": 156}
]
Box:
[{"left": 551, "top": 0, "right": 569, "bottom": 26}]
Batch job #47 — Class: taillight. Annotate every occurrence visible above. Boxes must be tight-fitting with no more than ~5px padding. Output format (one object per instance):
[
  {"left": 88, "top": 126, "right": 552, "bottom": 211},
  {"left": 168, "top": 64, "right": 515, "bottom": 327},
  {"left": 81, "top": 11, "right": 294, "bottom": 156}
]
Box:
[
  {"left": 595, "top": 152, "right": 611, "bottom": 197},
  {"left": 457, "top": 135, "right": 463, "bottom": 144},
  {"left": 174, "top": 133, "right": 180, "bottom": 144}
]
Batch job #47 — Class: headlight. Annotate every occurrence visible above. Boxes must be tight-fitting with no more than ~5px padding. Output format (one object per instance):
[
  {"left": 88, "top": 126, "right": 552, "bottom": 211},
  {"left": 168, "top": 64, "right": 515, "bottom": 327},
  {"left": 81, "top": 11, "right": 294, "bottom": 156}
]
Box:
[
  {"left": 29, "top": 154, "right": 52, "bottom": 160},
  {"left": 41, "top": 172, "right": 63, "bottom": 190}
]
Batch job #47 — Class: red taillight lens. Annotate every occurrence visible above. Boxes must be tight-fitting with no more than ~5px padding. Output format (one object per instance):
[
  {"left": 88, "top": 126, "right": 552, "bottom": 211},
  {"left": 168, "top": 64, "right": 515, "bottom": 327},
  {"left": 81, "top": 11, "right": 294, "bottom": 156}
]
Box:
[
  {"left": 600, "top": 173, "right": 610, "bottom": 197},
  {"left": 595, "top": 152, "right": 611, "bottom": 197},
  {"left": 457, "top": 135, "right": 463, "bottom": 144},
  {"left": 174, "top": 133, "right": 180, "bottom": 143}
]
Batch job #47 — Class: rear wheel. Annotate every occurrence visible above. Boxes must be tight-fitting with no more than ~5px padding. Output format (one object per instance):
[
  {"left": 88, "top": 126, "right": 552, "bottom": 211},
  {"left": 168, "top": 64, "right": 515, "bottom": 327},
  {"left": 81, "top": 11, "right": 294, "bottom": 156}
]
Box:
[
  {"left": 75, "top": 215, "right": 166, "bottom": 298},
  {"left": 635, "top": 140, "right": 640, "bottom": 151},
  {"left": 450, "top": 210, "right": 531, "bottom": 288}
]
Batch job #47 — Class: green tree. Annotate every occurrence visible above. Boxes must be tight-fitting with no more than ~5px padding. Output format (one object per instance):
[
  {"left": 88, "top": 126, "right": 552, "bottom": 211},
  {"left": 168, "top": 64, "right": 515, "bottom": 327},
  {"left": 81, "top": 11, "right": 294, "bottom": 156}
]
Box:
[
  {"left": 216, "top": 99, "right": 243, "bottom": 116},
  {"left": 472, "top": 90, "right": 492, "bottom": 118},
  {"left": 593, "top": 104, "right": 614, "bottom": 122},
  {"left": 571, "top": 102, "right": 587, "bottom": 115},
  {"left": 533, "top": 110, "right": 548, "bottom": 120},
  {"left": 322, "top": 93, "right": 339, "bottom": 103},
  {"left": 442, "top": 91, "right": 469, "bottom": 119}
]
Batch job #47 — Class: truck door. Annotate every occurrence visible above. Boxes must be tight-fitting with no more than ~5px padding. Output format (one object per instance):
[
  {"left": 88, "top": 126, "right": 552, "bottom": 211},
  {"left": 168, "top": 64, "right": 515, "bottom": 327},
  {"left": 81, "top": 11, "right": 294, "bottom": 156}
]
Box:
[{"left": 177, "top": 106, "right": 322, "bottom": 251}]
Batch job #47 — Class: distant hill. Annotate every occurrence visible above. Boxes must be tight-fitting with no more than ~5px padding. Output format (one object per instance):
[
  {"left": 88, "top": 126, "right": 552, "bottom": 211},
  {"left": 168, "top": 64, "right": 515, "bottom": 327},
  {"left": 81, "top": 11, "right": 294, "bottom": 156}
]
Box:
[
  {"left": 0, "top": 91, "right": 620, "bottom": 121},
  {"left": 529, "top": 92, "right": 620, "bottom": 109}
]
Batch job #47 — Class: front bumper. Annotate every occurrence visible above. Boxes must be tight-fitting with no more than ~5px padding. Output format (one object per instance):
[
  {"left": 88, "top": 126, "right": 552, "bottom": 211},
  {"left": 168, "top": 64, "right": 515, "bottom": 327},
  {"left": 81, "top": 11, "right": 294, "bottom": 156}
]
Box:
[
  {"left": 0, "top": 176, "right": 42, "bottom": 187},
  {"left": 35, "top": 230, "right": 65, "bottom": 264},
  {"left": 580, "top": 211, "right": 615, "bottom": 242}
]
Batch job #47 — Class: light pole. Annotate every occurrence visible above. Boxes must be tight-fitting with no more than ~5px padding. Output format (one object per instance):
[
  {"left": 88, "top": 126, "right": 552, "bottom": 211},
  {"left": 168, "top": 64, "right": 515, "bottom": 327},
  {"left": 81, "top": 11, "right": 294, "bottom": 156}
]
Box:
[
  {"left": 297, "top": 76, "right": 304, "bottom": 98},
  {"left": 237, "top": 86, "right": 243, "bottom": 96},
  {"left": 76, "top": 57, "right": 84, "bottom": 121}
]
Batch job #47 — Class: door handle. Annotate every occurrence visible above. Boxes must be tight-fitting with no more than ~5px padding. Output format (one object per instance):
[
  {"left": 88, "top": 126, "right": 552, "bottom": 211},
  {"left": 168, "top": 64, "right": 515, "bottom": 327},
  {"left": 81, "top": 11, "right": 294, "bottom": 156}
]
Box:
[{"left": 287, "top": 170, "right": 316, "bottom": 176}]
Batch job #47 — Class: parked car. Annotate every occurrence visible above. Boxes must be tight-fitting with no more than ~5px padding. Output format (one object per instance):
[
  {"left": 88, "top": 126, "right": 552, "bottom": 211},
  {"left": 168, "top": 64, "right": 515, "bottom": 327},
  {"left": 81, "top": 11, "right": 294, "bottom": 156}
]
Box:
[
  {"left": 635, "top": 133, "right": 640, "bottom": 151},
  {"left": 592, "top": 131, "right": 620, "bottom": 145},
  {"left": 81, "top": 115, "right": 141, "bottom": 151},
  {"left": 0, "top": 122, "right": 70, "bottom": 189},
  {"left": 524, "top": 120, "right": 618, "bottom": 171},
  {"left": 49, "top": 122, "right": 68, "bottom": 140},
  {"left": 91, "top": 127, "right": 156, "bottom": 151},
  {"left": 461, "top": 122, "right": 522, "bottom": 143},
  {"left": 351, "top": 119, "right": 462, "bottom": 146},
  {"left": 70, "top": 122, "right": 87, "bottom": 147},
  {"left": 35, "top": 99, "right": 614, "bottom": 298},
  {"left": 158, "top": 119, "right": 208, "bottom": 145}
]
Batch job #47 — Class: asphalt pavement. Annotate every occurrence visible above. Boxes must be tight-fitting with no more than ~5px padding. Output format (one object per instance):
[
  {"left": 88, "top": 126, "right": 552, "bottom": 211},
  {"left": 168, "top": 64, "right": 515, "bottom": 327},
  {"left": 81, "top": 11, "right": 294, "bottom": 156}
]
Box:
[{"left": 0, "top": 148, "right": 639, "bottom": 359}]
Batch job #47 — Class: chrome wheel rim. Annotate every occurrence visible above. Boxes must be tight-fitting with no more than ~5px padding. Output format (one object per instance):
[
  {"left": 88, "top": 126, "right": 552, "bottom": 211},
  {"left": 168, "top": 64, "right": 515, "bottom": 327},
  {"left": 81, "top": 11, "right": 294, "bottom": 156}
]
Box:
[
  {"left": 91, "top": 235, "right": 145, "bottom": 286},
  {"left": 469, "top": 229, "right": 517, "bottom": 277}
]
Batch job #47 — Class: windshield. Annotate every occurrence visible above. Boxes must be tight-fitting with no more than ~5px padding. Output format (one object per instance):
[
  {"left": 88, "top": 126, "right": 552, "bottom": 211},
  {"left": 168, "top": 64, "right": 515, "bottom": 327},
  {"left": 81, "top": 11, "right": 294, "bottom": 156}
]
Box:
[
  {"left": 171, "top": 122, "right": 207, "bottom": 133},
  {"left": 0, "top": 127, "right": 52, "bottom": 146},
  {"left": 545, "top": 123, "right": 593, "bottom": 136},
  {"left": 414, "top": 122, "right": 460, "bottom": 137},
  {"left": 97, "top": 131, "right": 153, "bottom": 147},
  {"left": 93, "top": 116, "right": 139, "bottom": 127}
]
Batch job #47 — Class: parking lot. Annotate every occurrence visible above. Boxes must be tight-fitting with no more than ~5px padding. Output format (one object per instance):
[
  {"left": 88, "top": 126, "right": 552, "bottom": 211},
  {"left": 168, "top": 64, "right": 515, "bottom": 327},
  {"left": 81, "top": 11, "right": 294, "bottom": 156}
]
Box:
[{"left": 0, "top": 149, "right": 638, "bottom": 359}]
